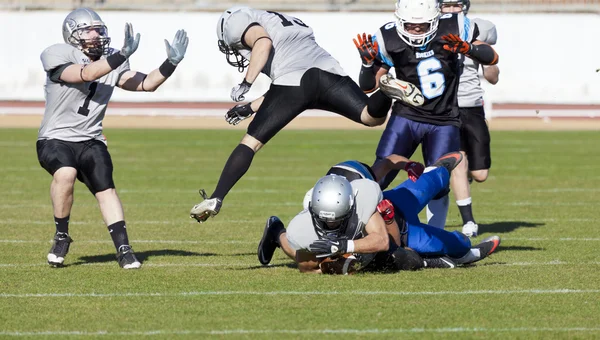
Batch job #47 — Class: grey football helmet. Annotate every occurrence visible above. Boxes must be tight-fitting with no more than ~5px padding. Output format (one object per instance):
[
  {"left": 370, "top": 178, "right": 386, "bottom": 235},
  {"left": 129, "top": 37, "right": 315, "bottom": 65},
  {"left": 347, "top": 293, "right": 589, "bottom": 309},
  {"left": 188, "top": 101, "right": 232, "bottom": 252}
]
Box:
[
  {"left": 216, "top": 6, "right": 250, "bottom": 72},
  {"left": 439, "top": 0, "right": 470, "bottom": 14},
  {"left": 62, "top": 8, "right": 111, "bottom": 60},
  {"left": 308, "top": 175, "right": 356, "bottom": 238}
]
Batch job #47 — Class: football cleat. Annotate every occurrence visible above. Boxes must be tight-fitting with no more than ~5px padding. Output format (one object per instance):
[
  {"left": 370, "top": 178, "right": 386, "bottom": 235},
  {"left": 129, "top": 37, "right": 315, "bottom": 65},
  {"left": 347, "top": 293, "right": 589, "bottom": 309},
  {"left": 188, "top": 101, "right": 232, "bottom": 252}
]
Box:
[
  {"left": 462, "top": 221, "right": 479, "bottom": 238},
  {"left": 379, "top": 73, "right": 425, "bottom": 107},
  {"left": 116, "top": 245, "right": 142, "bottom": 269},
  {"left": 190, "top": 189, "right": 222, "bottom": 223},
  {"left": 257, "top": 216, "right": 286, "bottom": 265},
  {"left": 47, "top": 232, "right": 73, "bottom": 267},
  {"left": 432, "top": 151, "right": 463, "bottom": 173},
  {"left": 424, "top": 256, "right": 457, "bottom": 269},
  {"left": 475, "top": 235, "right": 501, "bottom": 260}
]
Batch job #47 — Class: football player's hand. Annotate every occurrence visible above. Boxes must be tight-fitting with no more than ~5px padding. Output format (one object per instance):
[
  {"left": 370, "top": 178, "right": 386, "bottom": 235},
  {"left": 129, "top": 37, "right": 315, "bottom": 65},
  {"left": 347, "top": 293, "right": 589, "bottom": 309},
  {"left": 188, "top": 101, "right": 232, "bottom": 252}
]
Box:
[
  {"left": 377, "top": 199, "right": 395, "bottom": 225},
  {"left": 404, "top": 161, "right": 425, "bottom": 182},
  {"left": 309, "top": 236, "right": 349, "bottom": 259},
  {"left": 231, "top": 79, "right": 252, "bottom": 102},
  {"left": 119, "top": 23, "right": 141, "bottom": 58},
  {"left": 442, "top": 34, "right": 472, "bottom": 54},
  {"left": 353, "top": 33, "right": 379, "bottom": 66},
  {"left": 165, "top": 29, "right": 189, "bottom": 65},
  {"left": 225, "top": 103, "right": 254, "bottom": 125}
]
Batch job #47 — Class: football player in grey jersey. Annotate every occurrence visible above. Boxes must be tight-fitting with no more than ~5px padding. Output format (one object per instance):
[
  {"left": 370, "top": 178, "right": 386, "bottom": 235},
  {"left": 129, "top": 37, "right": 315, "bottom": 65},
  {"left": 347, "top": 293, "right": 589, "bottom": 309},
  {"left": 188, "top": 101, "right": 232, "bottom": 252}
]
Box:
[
  {"left": 440, "top": 0, "right": 500, "bottom": 237},
  {"left": 190, "top": 6, "right": 395, "bottom": 223},
  {"left": 256, "top": 153, "right": 501, "bottom": 274},
  {"left": 37, "top": 8, "right": 189, "bottom": 269}
]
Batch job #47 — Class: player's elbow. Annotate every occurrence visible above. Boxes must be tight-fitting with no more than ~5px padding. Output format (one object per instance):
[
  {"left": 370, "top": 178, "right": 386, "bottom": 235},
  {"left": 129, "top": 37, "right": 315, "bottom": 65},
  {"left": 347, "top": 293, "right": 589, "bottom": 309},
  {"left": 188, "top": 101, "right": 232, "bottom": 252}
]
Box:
[{"left": 376, "top": 235, "right": 389, "bottom": 253}]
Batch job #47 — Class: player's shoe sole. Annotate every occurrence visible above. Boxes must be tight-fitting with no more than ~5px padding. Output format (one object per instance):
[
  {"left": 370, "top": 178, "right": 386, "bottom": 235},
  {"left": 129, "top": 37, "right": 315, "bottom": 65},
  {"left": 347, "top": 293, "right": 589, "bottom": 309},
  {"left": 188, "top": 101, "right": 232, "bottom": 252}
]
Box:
[
  {"left": 257, "top": 216, "right": 285, "bottom": 265},
  {"left": 432, "top": 152, "right": 463, "bottom": 173},
  {"left": 190, "top": 189, "right": 222, "bottom": 223},
  {"left": 379, "top": 74, "right": 425, "bottom": 107}
]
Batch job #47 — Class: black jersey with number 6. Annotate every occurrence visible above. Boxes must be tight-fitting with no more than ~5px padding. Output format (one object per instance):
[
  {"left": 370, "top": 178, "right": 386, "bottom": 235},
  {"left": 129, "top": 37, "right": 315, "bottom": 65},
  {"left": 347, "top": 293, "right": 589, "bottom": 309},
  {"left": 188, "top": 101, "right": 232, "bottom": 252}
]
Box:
[{"left": 375, "top": 13, "right": 469, "bottom": 126}]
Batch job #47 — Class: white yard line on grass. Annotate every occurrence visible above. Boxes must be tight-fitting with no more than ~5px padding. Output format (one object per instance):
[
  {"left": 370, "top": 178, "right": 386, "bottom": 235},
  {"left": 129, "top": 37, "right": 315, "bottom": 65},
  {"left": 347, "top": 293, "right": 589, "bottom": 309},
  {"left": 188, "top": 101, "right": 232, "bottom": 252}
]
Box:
[
  {"left": 1, "top": 289, "right": 599, "bottom": 299},
  {"left": 1, "top": 327, "right": 600, "bottom": 336}
]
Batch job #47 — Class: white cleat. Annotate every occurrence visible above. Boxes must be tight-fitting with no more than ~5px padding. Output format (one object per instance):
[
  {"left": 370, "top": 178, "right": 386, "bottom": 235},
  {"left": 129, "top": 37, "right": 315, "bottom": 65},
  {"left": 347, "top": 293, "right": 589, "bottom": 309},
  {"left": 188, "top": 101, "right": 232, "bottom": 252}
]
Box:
[
  {"left": 462, "top": 221, "right": 479, "bottom": 238},
  {"left": 379, "top": 73, "right": 425, "bottom": 107},
  {"left": 190, "top": 189, "right": 222, "bottom": 223}
]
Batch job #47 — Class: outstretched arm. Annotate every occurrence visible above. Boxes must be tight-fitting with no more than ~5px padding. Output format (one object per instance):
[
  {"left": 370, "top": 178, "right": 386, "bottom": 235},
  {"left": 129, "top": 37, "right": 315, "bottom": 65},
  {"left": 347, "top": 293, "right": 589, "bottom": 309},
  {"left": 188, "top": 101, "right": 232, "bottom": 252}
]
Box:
[
  {"left": 442, "top": 34, "right": 499, "bottom": 65},
  {"left": 119, "top": 29, "right": 188, "bottom": 92},
  {"left": 53, "top": 23, "right": 140, "bottom": 84}
]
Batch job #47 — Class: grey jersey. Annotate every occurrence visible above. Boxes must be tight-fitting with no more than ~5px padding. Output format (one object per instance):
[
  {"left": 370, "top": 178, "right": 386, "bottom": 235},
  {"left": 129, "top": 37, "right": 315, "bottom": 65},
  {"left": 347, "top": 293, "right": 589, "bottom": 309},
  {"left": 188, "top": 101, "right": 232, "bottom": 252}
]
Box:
[
  {"left": 223, "top": 8, "right": 345, "bottom": 86},
  {"left": 286, "top": 179, "right": 383, "bottom": 251},
  {"left": 457, "top": 18, "right": 497, "bottom": 108},
  {"left": 39, "top": 44, "right": 130, "bottom": 142}
]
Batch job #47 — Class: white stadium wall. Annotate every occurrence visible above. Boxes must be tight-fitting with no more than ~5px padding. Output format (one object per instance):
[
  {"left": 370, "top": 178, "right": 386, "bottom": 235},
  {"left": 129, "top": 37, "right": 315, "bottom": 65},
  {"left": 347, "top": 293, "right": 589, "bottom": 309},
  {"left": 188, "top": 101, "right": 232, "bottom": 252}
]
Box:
[{"left": 1, "top": 11, "right": 599, "bottom": 114}]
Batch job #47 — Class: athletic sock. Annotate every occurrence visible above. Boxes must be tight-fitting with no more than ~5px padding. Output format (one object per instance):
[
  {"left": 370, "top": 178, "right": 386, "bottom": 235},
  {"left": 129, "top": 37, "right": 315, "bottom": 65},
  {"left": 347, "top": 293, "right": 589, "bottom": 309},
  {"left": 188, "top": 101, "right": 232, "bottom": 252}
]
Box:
[
  {"left": 54, "top": 215, "right": 70, "bottom": 234},
  {"left": 108, "top": 220, "right": 130, "bottom": 252},
  {"left": 456, "top": 197, "right": 475, "bottom": 225},
  {"left": 211, "top": 144, "right": 255, "bottom": 200}
]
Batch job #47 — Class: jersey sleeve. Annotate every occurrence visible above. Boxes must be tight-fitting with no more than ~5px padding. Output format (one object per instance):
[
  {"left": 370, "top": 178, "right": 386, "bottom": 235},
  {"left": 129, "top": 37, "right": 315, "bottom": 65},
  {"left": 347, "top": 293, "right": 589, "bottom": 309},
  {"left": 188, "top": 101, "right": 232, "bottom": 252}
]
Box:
[
  {"left": 224, "top": 10, "right": 258, "bottom": 48},
  {"left": 285, "top": 211, "right": 319, "bottom": 251},
  {"left": 373, "top": 25, "right": 394, "bottom": 68},
  {"left": 472, "top": 18, "right": 497, "bottom": 45},
  {"left": 40, "top": 44, "right": 82, "bottom": 83},
  {"left": 351, "top": 179, "right": 383, "bottom": 226}
]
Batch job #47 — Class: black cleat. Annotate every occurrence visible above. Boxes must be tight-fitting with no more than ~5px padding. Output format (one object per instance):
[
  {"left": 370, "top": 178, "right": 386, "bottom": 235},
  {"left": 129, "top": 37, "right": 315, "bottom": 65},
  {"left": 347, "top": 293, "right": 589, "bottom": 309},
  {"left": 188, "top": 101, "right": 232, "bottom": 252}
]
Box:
[
  {"left": 116, "top": 245, "right": 142, "bottom": 269},
  {"left": 424, "top": 256, "right": 457, "bottom": 269},
  {"left": 257, "top": 216, "right": 285, "bottom": 265},
  {"left": 475, "top": 235, "right": 501, "bottom": 261},
  {"left": 432, "top": 151, "right": 463, "bottom": 173},
  {"left": 47, "top": 232, "right": 73, "bottom": 267}
]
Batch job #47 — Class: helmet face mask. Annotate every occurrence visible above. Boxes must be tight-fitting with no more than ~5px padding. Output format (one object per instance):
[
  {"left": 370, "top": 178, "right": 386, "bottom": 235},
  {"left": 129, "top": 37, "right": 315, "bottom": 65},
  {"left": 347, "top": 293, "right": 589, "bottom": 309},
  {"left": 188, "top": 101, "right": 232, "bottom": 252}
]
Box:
[
  {"left": 72, "top": 26, "right": 110, "bottom": 60},
  {"left": 63, "top": 8, "right": 111, "bottom": 60},
  {"left": 439, "top": 0, "right": 470, "bottom": 14},
  {"left": 395, "top": 0, "right": 441, "bottom": 47},
  {"left": 216, "top": 7, "right": 250, "bottom": 73},
  {"left": 308, "top": 175, "right": 356, "bottom": 238}
]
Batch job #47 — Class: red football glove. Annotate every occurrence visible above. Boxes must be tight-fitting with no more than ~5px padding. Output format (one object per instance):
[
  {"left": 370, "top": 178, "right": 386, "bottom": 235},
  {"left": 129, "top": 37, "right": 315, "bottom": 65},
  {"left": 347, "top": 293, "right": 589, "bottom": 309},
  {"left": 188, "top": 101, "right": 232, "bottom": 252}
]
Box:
[
  {"left": 377, "top": 199, "right": 395, "bottom": 225},
  {"left": 404, "top": 161, "right": 425, "bottom": 182},
  {"left": 442, "top": 34, "right": 472, "bottom": 54},
  {"left": 353, "top": 33, "right": 379, "bottom": 66}
]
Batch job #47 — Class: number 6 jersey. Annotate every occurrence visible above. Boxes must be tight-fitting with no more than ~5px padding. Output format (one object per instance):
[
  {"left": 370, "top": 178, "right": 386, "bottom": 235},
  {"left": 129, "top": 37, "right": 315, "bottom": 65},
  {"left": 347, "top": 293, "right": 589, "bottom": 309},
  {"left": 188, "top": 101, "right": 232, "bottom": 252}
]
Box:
[
  {"left": 220, "top": 8, "right": 346, "bottom": 86},
  {"left": 374, "top": 13, "right": 471, "bottom": 126},
  {"left": 39, "top": 44, "right": 130, "bottom": 142}
]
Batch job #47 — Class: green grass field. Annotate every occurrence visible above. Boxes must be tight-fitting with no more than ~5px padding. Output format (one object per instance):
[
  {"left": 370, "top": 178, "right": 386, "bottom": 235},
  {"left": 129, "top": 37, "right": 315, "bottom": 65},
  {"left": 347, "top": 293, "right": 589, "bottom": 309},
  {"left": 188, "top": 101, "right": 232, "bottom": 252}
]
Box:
[{"left": 1, "top": 128, "right": 599, "bottom": 339}]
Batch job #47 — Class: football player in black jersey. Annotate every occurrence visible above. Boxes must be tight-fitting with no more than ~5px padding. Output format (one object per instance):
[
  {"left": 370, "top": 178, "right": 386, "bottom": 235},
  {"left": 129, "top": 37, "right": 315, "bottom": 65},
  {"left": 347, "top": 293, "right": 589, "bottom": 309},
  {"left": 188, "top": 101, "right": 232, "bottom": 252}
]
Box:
[{"left": 354, "top": 0, "right": 498, "bottom": 228}]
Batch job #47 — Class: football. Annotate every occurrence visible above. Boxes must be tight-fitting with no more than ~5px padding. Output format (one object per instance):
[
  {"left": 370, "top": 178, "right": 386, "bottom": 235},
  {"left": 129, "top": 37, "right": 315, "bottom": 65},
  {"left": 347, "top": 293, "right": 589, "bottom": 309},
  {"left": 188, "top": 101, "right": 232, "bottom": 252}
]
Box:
[{"left": 319, "top": 254, "right": 360, "bottom": 275}]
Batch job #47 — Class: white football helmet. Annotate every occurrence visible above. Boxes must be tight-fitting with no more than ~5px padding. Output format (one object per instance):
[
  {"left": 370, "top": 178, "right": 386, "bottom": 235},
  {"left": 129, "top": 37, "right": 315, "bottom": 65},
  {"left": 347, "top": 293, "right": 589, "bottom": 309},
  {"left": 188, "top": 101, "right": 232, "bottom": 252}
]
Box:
[
  {"left": 216, "top": 6, "right": 251, "bottom": 72},
  {"left": 395, "top": 0, "right": 441, "bottom": 47}
]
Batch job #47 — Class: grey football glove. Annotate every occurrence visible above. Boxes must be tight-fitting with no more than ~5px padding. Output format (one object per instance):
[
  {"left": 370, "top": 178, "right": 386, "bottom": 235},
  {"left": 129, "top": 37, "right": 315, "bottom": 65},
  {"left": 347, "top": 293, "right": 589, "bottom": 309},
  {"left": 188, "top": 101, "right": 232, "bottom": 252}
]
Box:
[
  {"left": 225, "top": 103, "right": 254, "bottom": 125},
  {"left": 309, "top": 236, "right": 349, "bottom": 259},
  {"left": 231, "top": 79, "right": 252, "bottom": 102},
  {"left": 165, "top": 29, "right": 189, "bottom": 65},
  {"left": 119, "top": 23, "right": 140, "bottom": 58}
]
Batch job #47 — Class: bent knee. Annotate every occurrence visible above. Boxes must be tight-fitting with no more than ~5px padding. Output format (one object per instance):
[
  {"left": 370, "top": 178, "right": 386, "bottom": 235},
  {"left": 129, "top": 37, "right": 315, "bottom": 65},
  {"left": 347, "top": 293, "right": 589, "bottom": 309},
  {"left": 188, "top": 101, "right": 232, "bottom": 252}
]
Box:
[
  {"left": 360, "top": 108, "right": 386, "bottom": 127},
  {"left": 95, "top": 188, "right": 118, "bottom": 199},
  {"left": 471, "top": 169, "right": 489, "bottom": 182},
  {"left": 53, "top": 167, "right": 77, "bottom": 184}
]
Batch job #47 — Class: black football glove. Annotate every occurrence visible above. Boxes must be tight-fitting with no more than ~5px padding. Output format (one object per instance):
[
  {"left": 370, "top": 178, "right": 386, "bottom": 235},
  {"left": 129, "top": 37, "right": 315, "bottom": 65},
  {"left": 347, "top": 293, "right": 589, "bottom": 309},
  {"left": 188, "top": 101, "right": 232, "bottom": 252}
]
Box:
[
  {"left": 309, "top": 236, "right": 349, "bottom": 259},
  {"left": 225, "top": 103, "right": 254, "bottom": 125}
]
